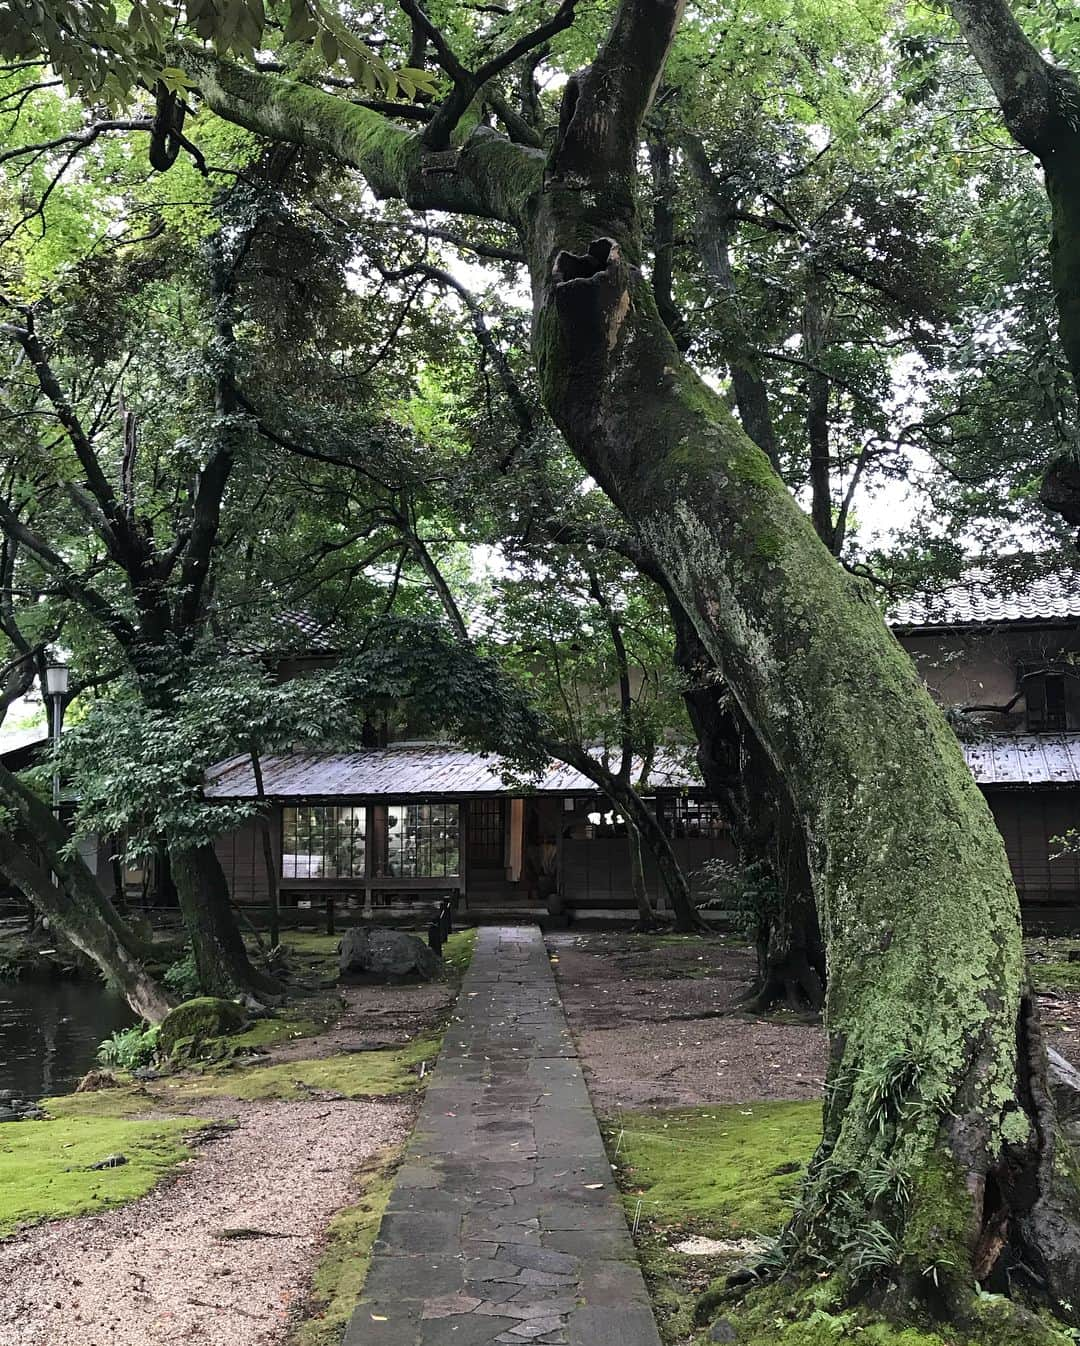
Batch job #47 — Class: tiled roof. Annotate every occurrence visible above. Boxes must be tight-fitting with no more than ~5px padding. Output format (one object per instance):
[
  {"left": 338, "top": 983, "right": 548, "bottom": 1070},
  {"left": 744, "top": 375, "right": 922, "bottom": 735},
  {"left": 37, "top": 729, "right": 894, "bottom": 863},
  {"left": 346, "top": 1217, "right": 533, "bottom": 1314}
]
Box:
[
  {"left": 204, "top": 744, "right": 700, "bottom": 799},
  {"left": 205, "top": 736, "right": 1080, "bottom": 798},
  {"left": 889, "top": 566, "right": 1080, "bottom": 628},
  {"left": 963, "top": 734, "right": 1080, "bottom": 787}
]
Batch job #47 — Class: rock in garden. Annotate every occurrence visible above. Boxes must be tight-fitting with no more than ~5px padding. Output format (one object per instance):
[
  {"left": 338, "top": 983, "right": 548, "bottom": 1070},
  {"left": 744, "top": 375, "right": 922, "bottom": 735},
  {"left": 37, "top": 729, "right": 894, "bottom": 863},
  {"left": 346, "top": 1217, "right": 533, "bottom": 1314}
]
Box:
[
  {"left": 710, "top": 1320, "right": 738, "bottom": 1343},
  {"left": 339, "top": 928, "right": 443, "bottom": 981},
  {"left": 75, "top": 1069, "right": 120, "bottom": 1092},
  {"left": 158, "top": 996, "right": 248, "bottom": 1057}
]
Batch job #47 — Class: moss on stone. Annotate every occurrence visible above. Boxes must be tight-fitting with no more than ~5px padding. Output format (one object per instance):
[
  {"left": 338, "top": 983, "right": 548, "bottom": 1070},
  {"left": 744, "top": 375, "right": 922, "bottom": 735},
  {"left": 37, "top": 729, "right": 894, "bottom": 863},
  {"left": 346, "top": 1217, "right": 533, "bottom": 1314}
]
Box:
[{"left": 158, "top": 996, "right": 247, "bottom": 1058}]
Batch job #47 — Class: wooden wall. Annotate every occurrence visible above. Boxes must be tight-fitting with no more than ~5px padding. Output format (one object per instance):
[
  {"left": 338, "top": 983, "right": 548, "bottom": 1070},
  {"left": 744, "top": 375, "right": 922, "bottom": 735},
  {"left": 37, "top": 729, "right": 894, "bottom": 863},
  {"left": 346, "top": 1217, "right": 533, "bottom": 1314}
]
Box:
[
  {"left": 985, "top": 787, "right": 1080, "bottom": 931},
  {"left": 215, "top": 789, "right": 1080, "bottom": 931}
]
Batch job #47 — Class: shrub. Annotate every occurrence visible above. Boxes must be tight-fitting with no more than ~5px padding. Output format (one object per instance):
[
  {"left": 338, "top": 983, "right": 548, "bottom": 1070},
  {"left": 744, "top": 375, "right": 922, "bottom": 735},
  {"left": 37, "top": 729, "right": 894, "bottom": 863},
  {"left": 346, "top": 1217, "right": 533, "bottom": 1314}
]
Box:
[
  {"left": 163, "top": 948, "right": 201, "bottom": 1000},
  {"left": 97, "top": 1024, "right": 160, "bottom": 1071}
]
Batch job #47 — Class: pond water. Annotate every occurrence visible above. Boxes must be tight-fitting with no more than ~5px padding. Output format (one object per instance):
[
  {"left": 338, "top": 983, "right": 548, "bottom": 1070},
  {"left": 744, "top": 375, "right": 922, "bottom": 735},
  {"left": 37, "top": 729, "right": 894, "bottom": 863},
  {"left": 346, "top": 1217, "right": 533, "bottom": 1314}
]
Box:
[{"left": 0, "top": 979, "right": 137, "bottom": 1101}]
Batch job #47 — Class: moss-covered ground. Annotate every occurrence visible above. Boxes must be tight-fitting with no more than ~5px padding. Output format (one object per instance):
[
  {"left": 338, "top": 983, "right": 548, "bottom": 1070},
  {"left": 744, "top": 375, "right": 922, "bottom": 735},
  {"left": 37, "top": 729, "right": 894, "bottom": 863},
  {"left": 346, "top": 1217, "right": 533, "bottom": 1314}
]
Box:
[
  {"left": 0, "top": 1097, "right": 210, "bottom": 1235},
  {"left": 604, "top": 1103, "right": 819, "bottom": 1345},
  {"left": 604, "top": 1104, "right": 1076, "bottom": 1346},
  {"left": 163, "top": 1030, "right": 445, "bottom": 1102},
  {"left": 1025, "top": 936, "right": 1080, "bottom": 993},
  {"left": 0, "top": 923, "right": 477, "bottom": 1246}
]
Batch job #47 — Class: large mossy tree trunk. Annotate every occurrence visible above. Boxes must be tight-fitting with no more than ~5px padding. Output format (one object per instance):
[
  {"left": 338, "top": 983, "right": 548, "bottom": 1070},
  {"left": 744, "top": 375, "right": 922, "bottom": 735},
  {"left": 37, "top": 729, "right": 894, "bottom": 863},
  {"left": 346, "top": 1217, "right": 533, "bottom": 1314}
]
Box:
[
  {"left": 530, "top": 9, "right": 1080, "bottom": 1310},
  {"left": 0, "top": 766, "right": 170, "bottom": 1023},
  {"left": 176, "top": 10, "right": 1080, "bottom": 1323}
]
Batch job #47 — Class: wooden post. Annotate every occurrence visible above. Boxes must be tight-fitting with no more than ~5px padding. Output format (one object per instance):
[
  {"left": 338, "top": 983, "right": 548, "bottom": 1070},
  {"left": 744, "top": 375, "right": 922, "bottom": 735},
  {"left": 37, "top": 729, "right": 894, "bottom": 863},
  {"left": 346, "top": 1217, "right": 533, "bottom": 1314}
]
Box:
[
  {"left": 508, "top": 798, "right": 524, "bottom": 883},
  {"left": 326, "top": 895, "right": 336, "bottom": 936}
]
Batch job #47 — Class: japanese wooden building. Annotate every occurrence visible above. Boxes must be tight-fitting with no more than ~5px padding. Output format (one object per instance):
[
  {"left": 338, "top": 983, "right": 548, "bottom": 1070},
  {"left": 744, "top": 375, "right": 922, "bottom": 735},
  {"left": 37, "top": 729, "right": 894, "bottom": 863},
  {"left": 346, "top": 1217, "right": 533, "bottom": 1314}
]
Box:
[{"left": 204, "top": 745, "right": 732, "bottom": 919}]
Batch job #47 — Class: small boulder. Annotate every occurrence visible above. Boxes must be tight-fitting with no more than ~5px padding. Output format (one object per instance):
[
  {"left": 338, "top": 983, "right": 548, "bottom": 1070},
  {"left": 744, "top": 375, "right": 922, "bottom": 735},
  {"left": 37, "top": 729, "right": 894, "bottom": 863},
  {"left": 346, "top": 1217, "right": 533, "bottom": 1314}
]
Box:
[
  {"left": 159, "top": 996, "right": 247, "bottom": 1057},
  {"left": 76, "top": 1069, "right": 121, "bottom": 1093},
  {"left": 340, "top": 928, "right": 443, "bottom": 982},
  {"left": 89, "top": 1153, "right": 128, "bottom": 1170},
  {"left": 710, "top": 1321, "right": 738, "bottom": 1343}
]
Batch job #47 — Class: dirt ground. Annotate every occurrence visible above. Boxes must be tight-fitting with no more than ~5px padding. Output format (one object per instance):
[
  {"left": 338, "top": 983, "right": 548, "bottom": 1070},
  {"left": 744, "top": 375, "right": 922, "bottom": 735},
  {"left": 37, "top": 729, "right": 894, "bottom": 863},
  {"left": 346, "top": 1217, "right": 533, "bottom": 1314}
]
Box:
[
  {"left": 548, "top": 931, "right": 1080, "bottom": 1115},
  {"left": 0, "top": 975, "right": 453, "bottom": 1346},
  {"left": 547, "top": 932, "right": 827, "bottom": 1113}
]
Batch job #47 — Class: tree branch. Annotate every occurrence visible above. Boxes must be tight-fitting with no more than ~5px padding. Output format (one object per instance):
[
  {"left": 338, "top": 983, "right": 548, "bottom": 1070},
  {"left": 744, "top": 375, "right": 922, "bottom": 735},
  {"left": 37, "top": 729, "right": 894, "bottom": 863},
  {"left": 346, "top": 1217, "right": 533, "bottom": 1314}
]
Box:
[
  {"left": 947, "top": 0, "right": 1061, "bottom": 154},
  {"left": 171, "top": 42, "right": 543, "bottom": 227}
]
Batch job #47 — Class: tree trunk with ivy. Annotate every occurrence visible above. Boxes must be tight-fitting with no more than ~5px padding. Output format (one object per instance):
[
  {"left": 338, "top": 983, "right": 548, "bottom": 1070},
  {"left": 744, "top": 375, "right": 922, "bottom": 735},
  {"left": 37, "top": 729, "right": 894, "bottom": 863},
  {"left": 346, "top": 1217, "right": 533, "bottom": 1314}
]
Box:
[
  {"left": 177, "top": 6, "right": 1080, "bottom": 1327},
  {"left": 0, "top": 764, "right": 170, "bottom": 1023}
]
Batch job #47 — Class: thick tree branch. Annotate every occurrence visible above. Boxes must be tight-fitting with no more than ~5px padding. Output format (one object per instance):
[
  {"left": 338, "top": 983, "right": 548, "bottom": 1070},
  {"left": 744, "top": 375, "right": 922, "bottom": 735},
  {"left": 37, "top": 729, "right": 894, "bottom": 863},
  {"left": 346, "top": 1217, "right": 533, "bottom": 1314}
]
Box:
[
  {"left": 171, "top": 42, "right": 543, "bottom": 227},
  {"left": 947, "top": 0, "right": 1061, "bottom": 153}
]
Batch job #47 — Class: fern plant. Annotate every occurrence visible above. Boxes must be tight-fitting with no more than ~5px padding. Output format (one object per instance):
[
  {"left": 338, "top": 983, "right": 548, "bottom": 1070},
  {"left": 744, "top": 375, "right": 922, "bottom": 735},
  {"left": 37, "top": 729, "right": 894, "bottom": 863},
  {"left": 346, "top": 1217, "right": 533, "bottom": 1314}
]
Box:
[{"left": 97, "top": 1024, "right": 160, "bottom": 1070}]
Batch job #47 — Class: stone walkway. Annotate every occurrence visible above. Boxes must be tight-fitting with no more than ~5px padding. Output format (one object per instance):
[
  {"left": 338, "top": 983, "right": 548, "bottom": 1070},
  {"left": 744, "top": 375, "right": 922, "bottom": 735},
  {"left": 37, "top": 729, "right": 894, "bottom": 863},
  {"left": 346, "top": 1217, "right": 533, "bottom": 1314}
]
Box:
[{"left": 345, "top": 925, "right": 662, "bottom": 1346}]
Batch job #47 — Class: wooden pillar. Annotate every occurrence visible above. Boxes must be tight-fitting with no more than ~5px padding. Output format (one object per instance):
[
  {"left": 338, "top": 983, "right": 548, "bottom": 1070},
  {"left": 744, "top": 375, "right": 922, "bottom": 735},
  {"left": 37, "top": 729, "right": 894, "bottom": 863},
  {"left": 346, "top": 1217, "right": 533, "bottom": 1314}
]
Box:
[{"left": 508, "top": 798, "right": 524, "bottom": 883}]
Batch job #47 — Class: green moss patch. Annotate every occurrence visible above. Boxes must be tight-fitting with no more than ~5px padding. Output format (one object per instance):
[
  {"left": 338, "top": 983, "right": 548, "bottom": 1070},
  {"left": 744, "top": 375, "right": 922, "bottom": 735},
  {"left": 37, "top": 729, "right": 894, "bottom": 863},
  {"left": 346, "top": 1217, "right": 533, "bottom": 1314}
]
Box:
[
  {"left": 164, "top": 1031, "right": 443, "bottom": 1102},
  {"left": 290, "top": 1149, "right": 402, "bottom": 1346},
  {"left": 605, "top": 1105, "right": 1074, "bottom": 1346},
  {"left": 1030, "top": 960, "right": 1080, "bottom": 992},
  {"left": 607, "top": 1103, "right": 820, "bottom": 1233},
  {"left": 441, "top": 928, "right": 478, "bottom": 978},
  {"left": 228, "top": 1015, "right": 326, "bottom": 1052},
  {"left": 603, "top": 1104, "right": 819, "bottom": 1345},
  {"left": 0, "top": 1104, "right": 206, "bottom": 1235}
]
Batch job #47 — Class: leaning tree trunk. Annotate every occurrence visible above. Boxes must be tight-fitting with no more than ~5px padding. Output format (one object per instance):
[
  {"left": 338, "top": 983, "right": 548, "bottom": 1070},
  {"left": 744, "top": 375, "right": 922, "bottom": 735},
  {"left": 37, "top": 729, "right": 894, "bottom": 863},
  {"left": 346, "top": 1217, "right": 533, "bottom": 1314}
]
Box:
[
  {"left": 170, "top": 843, "right": 280, "bottom": 1001},
  {"left": 622, "top": 814, "right": 658, "bottom": 926},
  {"left": 174, "top": 16, "right": 1080, "bottom": 1325},
  {"left": 0, "top": 764, "right": 170, "bottom": 1021},
  {"left": 0, "top": 759, "right": 168, "bottom": 1020},
  {"left": 527, "top": 0, "right": 1080, "bottom": 1322},
  {"left": 0, "top": 838, "right": 171, "bottom": 1023}
]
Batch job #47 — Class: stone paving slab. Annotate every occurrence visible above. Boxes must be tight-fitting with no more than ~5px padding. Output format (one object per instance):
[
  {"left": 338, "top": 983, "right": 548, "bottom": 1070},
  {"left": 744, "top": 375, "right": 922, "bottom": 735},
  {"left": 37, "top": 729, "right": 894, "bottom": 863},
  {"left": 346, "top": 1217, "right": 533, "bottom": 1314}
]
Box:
[{"left": 344, "top": 925, "right": 662, "bottom": 1346}]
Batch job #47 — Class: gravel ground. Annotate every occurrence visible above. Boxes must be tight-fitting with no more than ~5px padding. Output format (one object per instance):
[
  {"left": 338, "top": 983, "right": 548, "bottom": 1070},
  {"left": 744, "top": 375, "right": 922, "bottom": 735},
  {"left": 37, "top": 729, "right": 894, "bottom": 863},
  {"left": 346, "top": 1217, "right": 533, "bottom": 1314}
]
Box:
[
  {"left": 548, "top": 932, "right": 827, "bottom": 1112},
  {"left": 0, "top": 1095, "right": 411, "bottom": 1346},
  {"left": 547, "top": 931, "right": 1080, "bottom": 1114}
]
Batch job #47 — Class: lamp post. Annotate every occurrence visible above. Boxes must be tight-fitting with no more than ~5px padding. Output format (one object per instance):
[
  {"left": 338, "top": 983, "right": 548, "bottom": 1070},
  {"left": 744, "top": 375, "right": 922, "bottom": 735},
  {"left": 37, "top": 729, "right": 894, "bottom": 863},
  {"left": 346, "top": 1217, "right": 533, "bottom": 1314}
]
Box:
[{"left": 44, "top": 659, "right": 68, "bottom": 823}]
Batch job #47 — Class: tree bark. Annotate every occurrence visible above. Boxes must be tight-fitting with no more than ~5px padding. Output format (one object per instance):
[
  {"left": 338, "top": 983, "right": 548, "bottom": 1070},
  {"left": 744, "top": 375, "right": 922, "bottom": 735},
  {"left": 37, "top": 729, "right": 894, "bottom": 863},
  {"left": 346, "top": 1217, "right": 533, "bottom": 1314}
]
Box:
[
  {"left": 623, "top": 814, "right": 658, "bottom": 926},
  {"left": 170, "top": 843, "right": 279, "bottom": 1001},
  {"left": 672, "top": 605, "right": 824, "bottom": 1009},
  {"left": 175, "top": 16, "right": 1080, "bottom": 1324},
  {"left": 0, "top": 765, "right": 170, "bottom": 1022},
  {"left": 531, "top": 0, "right": 1079, "bottom": 1317}
]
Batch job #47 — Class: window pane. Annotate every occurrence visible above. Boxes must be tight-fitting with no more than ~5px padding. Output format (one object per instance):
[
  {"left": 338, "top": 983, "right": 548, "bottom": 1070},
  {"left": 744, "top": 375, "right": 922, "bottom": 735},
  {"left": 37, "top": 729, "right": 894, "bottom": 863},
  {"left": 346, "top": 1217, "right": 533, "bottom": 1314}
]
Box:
[
  {"left": 375, "top": 803, "right": 460, "bottom": 879},
  {"left": 281, "top": 804, "right": 366, "bottom": 879}
]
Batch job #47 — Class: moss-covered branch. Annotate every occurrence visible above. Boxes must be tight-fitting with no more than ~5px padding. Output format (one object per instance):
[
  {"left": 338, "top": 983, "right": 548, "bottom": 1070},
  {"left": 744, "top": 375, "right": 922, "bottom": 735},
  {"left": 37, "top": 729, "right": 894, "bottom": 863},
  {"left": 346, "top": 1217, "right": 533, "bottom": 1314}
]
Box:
[{"left": 173, "top": 42, "right": 544, "bottom": 227}]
